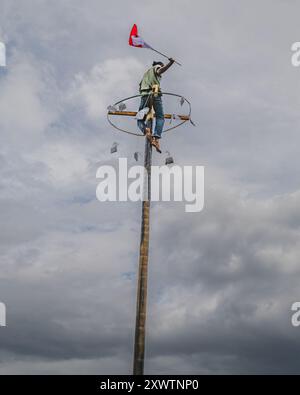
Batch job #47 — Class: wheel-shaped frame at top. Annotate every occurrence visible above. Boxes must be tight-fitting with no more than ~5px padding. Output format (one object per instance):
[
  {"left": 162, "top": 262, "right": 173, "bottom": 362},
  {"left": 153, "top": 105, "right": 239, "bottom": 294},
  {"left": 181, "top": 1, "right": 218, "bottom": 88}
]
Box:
[{"left": 107, "top": 92, "right": 192, "bottom": 136}]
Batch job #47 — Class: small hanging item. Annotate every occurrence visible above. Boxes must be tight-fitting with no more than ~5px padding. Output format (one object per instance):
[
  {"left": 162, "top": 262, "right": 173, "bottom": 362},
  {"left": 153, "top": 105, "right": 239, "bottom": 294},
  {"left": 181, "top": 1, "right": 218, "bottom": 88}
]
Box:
[
  {"left": 107, "top": 105, "right": 117, "bottom": 112},
  {"left": 165, "top": 156, "right": 174, "bottom": 165},
  {"left": 170, "top": 114, "right": 182, "bottom": 123},
  {"left": 169, "top": 114, "right": 176, "bottom": 124},
  {"left": 134, "top": 152, "right": 141, "bottom": 162},
  {"left": 180, "top": 96, "right": 185, "bottom": 106},
  {"left": 135, "top": 107, "right": 150, "bottom": 120},
  {"left": 118, "top": 102, "right": 127, "bottom": 111},
  {"left": 110, "top": 142, "right": 119, "bottom": 154},
  {"left": 165, "top": 151, "right": 174, "bottom": 165}
]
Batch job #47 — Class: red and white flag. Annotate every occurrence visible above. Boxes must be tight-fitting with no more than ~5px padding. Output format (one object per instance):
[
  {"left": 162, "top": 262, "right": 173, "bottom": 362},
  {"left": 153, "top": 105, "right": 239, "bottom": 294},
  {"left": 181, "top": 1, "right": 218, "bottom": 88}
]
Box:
[
  {"left": 128, "top": 24, "right": 181, "bottom": 66},
  {"left": 129, "top": 24, "right": 152, "bottom": 49}
]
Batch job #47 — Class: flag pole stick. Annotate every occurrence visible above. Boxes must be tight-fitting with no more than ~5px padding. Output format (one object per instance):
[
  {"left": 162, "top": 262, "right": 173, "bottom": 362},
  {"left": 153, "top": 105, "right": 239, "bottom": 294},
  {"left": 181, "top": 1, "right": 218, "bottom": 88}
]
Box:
[{"left": 149, "top": 47, "right": 182, "bottom": 66}]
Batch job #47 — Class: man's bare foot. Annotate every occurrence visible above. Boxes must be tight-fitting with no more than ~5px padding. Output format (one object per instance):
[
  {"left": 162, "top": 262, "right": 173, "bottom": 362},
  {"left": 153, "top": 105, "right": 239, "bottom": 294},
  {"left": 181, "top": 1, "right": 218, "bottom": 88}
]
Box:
[{"left": 151, "top": 137, "right": 162, "bottom": 153}]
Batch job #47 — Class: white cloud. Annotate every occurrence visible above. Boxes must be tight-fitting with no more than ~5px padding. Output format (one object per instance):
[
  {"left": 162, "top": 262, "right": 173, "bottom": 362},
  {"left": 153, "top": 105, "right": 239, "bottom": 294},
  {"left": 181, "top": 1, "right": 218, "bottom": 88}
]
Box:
[
  {"left": 68, "top": 57, "right": 144, "bottom": 119},
  {"left": 28, "top": 143, "right": 90, "bottom": 185},
  {"left": 0, "top": 58, "right": 55, "bottom": 144}
]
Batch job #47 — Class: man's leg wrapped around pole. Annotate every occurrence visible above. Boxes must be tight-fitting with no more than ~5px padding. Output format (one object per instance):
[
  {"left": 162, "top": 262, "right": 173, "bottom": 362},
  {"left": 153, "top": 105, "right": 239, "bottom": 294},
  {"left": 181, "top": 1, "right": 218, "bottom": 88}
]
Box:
[
  {"left": 152, "top": 95, "right": 165, "bottom": 139},
  {"left": 137, "top": 95, "right": 153, "bottom": 135}
]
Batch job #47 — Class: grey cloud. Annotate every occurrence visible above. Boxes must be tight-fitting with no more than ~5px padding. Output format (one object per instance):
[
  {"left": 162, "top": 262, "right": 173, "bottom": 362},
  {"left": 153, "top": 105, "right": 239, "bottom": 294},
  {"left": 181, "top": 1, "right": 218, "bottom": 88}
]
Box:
[{"left": 0, "top": 0, "right": 300, "bottom": 375}]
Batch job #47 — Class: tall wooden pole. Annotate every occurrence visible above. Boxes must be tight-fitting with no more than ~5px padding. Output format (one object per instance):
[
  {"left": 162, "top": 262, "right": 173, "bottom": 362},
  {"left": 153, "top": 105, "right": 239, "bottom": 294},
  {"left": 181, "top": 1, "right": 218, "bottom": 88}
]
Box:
[{"left": 133, "top": 120, "right": 152, "bottom": 375}]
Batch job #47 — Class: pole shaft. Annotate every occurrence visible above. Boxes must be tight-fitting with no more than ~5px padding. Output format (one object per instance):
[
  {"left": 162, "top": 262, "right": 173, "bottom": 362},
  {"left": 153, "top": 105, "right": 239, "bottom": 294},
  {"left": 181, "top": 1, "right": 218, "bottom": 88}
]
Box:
[
  {"left": 133, "top": 122, "right": 152, "bottom": 376},
  {"left": 150, "top": 47, "right": 182, "bottom": 66}
]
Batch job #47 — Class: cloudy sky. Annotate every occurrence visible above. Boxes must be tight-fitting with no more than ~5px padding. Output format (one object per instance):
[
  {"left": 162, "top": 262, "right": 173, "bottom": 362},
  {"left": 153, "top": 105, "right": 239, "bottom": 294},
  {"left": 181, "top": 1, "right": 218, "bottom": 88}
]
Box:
[{"left": 0, "top": 0, "right": 300, "bottom": 374}]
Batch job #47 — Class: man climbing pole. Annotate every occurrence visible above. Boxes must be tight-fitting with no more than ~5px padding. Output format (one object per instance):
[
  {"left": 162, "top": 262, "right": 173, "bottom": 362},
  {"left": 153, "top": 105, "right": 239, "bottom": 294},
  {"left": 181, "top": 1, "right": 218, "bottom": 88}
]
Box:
[{"left": 137, "top": 58, "right": 175, "bottom": 153}]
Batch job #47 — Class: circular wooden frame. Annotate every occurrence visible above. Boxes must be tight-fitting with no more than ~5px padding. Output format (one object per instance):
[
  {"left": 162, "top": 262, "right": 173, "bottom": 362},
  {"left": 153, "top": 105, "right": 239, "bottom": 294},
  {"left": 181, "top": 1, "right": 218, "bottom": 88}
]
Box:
[{"left": 107, "top": 92, "right": 192, "bottom": 136}]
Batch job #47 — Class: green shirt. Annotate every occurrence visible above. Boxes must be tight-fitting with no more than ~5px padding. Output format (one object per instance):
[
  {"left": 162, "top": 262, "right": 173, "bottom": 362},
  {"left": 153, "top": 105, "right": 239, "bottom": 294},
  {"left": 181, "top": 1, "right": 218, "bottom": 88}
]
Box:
[{"left": 139, "top": 65, "right": 162, "bottom": 95}]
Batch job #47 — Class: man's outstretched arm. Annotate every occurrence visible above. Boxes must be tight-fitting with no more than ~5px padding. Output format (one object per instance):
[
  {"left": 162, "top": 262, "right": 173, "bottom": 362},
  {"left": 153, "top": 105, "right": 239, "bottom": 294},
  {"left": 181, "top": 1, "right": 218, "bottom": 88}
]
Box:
[{"left": 157, "top": 58, "right": 175, "bottom": 75}]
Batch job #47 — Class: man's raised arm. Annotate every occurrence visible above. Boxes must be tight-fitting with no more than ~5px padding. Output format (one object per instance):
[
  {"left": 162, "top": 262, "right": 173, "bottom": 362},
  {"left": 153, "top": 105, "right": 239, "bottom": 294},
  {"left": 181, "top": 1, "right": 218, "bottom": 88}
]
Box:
[{"left": 157, "top": 58, "right": 175, "bottom": 75}]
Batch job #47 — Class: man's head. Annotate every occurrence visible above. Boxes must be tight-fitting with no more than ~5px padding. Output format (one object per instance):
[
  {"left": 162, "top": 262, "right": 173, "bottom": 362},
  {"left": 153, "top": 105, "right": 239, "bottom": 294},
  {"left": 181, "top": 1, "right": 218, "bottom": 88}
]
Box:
[{"left": 152, "top": 61, "right": 164, "bottom": 68}]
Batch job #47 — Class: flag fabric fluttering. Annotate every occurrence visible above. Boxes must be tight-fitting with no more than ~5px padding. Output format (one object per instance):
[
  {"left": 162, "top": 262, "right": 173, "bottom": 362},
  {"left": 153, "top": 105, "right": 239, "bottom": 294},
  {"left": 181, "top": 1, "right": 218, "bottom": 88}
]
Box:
[
  {"left": 129, "top": 24, "right": 152, "bottom": 49},
  {"left": 128, "top": 24, "right": 182, "bottom": 66},
  {"left": 0, "top": 42, "right": 6, "bottom": 67}
]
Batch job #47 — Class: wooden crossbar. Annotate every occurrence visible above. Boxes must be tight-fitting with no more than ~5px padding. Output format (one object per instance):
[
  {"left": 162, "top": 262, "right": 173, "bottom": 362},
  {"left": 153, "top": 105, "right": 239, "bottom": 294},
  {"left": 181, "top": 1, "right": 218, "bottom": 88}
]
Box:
[{"left": 108, "top": 111, "right": 190, "bottom": 121}]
